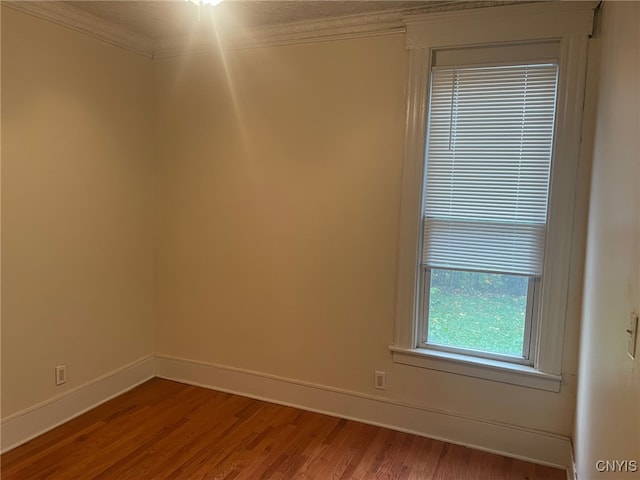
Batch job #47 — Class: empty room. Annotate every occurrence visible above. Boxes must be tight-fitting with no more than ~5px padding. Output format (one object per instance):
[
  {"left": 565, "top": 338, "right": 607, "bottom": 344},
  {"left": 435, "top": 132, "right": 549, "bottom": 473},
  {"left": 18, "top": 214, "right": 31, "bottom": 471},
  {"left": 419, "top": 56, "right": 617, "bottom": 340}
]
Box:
[{"left": 1, "top": 0, "right": 638, "bottom": 479}]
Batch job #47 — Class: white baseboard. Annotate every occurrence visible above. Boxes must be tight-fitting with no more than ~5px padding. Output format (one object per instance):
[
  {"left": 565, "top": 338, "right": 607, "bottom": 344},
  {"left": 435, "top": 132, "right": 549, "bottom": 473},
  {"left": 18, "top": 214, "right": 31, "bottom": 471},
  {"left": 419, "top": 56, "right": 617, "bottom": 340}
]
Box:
[
  {"left": 1, "top": 353, "right": 572, "bottom": 471},
  {"left": 0, "top": 355, "right": 155, "bottom": 454},
  {"left": 155, "top": 354, "right": 572, "bottom": 469}
]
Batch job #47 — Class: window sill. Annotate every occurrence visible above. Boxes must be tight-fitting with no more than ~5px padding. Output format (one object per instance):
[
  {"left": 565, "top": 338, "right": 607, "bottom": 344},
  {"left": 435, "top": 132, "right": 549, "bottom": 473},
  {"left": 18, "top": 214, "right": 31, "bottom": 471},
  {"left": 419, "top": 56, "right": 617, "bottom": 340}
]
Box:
[{"left": 389, "top": 346, "right": 561, "bottom": 392}]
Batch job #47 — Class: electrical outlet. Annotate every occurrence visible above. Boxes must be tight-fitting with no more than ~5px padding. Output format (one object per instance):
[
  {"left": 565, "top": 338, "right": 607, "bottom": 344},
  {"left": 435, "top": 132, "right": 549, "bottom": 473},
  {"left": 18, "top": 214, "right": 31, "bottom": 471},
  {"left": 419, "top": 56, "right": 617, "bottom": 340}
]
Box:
[
  {"left": 627, "top": 313, "right": 638, "bottom": 360},
  {"left": 55, "top": 365, "right": 67, "bottom": 386},
  {"left": 374, "top": 371, "right": 386, "bottom": 390}
]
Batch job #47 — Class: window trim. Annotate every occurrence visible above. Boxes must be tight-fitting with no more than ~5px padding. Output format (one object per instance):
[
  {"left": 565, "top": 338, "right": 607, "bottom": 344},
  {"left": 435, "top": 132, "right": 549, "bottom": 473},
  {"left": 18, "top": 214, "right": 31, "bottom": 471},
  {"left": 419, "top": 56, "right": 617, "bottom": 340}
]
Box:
[
  {"left": 391, "top": 2, "right": 595, "bottom": 391},
  {"left": 389, "top": 345, "right": 562, "bottom": 392}
]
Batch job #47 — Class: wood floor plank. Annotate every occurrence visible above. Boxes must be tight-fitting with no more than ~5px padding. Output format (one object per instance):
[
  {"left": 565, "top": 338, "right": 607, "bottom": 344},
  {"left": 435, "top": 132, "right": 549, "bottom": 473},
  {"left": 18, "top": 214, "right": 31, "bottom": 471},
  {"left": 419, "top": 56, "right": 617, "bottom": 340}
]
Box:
[
  {"left": 469, "top": 449, "right": 510, "bottom": 480},
  {"left": 0, "top": 378, "right": 567, "bottom": 480}
]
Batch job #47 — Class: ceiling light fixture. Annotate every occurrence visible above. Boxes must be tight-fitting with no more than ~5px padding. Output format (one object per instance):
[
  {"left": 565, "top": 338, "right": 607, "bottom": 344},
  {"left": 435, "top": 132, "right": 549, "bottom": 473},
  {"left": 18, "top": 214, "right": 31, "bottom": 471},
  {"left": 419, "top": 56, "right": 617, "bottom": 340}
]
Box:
[{"left": 186, "top": 0, "right": 224, "bottom": 6}]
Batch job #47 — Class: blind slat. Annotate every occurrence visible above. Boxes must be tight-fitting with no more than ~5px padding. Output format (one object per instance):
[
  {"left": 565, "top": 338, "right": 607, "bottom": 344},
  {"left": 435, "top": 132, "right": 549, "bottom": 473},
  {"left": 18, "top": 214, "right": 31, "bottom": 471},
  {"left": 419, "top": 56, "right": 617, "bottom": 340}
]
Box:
[
  {"left": 422, "top": 63, "right": 558, "bottom": 275},
  {"left": 423, "top": 219, "right": 546, "bottom": 275}
]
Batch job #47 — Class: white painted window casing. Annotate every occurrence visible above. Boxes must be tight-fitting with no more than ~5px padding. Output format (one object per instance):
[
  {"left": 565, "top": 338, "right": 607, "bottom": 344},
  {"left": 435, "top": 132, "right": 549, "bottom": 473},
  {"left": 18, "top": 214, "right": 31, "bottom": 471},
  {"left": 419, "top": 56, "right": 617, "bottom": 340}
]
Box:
[{"left": 391, "top": 1, "right": 596, "bottom": 392}]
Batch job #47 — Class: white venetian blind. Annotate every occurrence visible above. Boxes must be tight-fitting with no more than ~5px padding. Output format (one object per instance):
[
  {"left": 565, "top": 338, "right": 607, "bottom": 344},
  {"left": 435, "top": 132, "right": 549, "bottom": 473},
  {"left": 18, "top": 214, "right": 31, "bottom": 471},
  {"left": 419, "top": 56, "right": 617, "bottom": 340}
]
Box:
[{"left": 423, "top": 63, "right": 558, "bottom": 275}]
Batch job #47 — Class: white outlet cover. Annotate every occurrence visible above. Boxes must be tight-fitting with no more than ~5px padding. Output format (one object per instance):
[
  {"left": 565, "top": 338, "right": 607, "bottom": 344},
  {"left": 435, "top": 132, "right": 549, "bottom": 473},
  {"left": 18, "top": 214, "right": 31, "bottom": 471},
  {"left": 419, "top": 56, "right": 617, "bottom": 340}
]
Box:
[
  {"left": 374, "top": 371, "right": 386, "bottom": 390},
  {"left": 55, "top": 365, "right": 67, "bottom": 386}
]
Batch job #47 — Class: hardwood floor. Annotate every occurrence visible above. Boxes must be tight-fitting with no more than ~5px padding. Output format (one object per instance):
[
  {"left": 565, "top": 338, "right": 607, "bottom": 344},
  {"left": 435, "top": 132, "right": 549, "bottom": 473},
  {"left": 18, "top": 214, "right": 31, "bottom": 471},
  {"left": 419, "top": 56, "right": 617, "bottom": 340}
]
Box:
[{"left": 1, "top": 378, "right": 566, "bottom": 479}]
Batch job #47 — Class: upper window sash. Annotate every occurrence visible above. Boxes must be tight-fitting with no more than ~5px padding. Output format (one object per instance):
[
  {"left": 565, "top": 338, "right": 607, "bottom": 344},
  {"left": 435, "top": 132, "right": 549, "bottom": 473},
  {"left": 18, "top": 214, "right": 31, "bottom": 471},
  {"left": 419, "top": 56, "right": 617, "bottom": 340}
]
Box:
[{"left": 422, "top": 62, "right": 558, "bottom": 276}]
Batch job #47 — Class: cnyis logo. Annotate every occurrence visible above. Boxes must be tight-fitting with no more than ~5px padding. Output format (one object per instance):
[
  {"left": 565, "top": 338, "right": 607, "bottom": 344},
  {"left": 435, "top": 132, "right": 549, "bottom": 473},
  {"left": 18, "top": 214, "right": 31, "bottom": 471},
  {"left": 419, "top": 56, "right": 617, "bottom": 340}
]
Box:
[{"left": 595, "top": 460, "right": 638, "bottom": 473}]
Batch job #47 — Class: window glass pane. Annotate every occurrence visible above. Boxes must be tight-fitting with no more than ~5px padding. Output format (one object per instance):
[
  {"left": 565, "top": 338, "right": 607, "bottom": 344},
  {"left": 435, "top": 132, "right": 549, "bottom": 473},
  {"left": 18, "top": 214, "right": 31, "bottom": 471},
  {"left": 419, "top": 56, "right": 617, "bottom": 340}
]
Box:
[{"left": 426, "top": 268, "right": 529, "bottom": 357}]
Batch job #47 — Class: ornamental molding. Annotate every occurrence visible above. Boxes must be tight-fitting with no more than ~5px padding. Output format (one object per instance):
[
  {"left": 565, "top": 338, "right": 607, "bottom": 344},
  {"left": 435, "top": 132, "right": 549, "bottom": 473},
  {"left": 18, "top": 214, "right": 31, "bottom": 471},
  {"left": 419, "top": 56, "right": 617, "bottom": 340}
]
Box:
[
  {"left": 4, "top": 1, "right": 154, "bottom": 57},
  {"left": 4, "top": 1, "right": 540, "bottom": 59}
]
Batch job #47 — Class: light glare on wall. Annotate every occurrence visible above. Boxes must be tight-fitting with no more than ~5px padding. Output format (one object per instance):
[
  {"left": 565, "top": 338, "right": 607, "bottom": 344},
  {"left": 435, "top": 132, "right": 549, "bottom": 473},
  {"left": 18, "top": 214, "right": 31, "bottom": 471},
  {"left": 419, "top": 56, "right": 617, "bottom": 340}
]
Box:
[{"left": 187, "top": 0, "right": 224, "bottom": 6}]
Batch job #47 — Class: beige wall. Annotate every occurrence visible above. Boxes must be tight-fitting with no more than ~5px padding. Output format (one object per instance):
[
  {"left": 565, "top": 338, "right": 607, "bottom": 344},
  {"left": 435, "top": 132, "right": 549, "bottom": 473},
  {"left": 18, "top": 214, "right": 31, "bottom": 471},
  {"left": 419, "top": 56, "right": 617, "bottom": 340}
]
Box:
[
  {"left": 154, "top": 35, "right": 578, "bottom": 435},
  {"left": 1, "top": 2, "right": 599, "bottom": 447},
  {"left": 154, "top": 35, "right": 408, "bottom": 390},
  {"left": 575, "top": 2, "right": 640, "bottom": 479},
  {"left": 1, "top": 8, "right": 155, "bottom": 417}
]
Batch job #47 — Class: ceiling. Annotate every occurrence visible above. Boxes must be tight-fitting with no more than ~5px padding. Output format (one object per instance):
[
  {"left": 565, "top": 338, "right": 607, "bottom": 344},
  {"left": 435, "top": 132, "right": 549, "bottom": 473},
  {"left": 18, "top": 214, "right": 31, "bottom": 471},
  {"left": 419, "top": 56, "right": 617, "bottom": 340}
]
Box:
[
  {"left": 66, "top": 1, "right": 449, "bottom": 39},
  {"left": 6, "top": 1, "right": 526, "bottom": 57}
]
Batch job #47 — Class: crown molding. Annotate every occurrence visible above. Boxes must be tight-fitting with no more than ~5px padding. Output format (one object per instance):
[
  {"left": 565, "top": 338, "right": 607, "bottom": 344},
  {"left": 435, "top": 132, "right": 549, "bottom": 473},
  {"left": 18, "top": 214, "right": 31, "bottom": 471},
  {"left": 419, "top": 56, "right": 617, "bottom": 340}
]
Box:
[
  {"left": 3, "top": 1, "right": 537, "bottom": 59},
  {"left": 3, "top": 1, "right": 155, "bottom": 58},
  {"left": 153, "top": 9, "right": 408, "bottom": 58},
  {"left": 403, "top": 1, "right": 598, "bottom": 49},
  {"left": 153, "top": 2, "right": 526, "bottom": 58},
  {"left": 403, "top": 0, "right": 598, "bottom": 29}
]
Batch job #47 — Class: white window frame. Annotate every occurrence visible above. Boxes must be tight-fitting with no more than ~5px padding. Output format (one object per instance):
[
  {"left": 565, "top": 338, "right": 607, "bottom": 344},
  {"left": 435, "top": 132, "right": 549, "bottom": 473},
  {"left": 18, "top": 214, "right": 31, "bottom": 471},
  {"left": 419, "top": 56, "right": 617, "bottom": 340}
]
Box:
[{"left": 391, "top": 2, "right": 596, "bottom": 392}]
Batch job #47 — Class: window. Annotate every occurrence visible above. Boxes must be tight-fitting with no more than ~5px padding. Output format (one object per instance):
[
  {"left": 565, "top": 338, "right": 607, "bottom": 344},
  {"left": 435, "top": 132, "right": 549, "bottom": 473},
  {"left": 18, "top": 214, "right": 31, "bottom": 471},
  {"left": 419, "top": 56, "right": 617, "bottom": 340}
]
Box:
[
  {"left": 419, "top": 63, "right": 558, "bottom": 364},
  {"left": 391, "top": 2, "right": 595, "bottom": 392}
]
